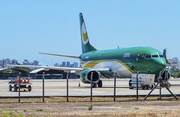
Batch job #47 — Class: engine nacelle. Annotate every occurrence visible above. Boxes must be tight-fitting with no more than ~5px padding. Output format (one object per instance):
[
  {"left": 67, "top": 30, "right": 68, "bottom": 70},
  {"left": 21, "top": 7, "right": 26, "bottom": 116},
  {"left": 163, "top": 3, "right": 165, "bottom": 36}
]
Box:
[
  {"left": 80, "top": 68, "right": 100, "bottom": 84},
  {"left": 162, "top": 70, "right": 171, "bottom": 81}
]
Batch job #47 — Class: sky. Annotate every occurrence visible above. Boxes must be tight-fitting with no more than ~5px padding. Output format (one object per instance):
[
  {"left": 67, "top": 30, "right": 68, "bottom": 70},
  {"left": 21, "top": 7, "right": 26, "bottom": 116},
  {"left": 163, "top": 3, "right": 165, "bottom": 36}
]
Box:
[{"left": 0, "top": 0, "right": 180, "bottom": 66}]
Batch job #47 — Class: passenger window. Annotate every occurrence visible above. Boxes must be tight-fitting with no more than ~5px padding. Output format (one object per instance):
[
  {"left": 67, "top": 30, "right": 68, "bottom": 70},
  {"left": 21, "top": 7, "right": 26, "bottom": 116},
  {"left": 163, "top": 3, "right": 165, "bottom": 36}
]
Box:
[
  {"left": 145, "top": 55, "right": 151, "bottom": 59},
  {"left": 152, "top": 55, "right": 159, "bottom": 58}
]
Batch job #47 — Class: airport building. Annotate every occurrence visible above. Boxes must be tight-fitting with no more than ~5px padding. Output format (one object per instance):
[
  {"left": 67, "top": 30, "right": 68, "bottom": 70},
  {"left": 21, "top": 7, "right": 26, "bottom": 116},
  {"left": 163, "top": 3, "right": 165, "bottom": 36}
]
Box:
[
  {"left": 0, "top": 58, "right": 79, "bottom": 79},
  {"left": 168, "top": 57, "right": 180, "bottom": 70}
]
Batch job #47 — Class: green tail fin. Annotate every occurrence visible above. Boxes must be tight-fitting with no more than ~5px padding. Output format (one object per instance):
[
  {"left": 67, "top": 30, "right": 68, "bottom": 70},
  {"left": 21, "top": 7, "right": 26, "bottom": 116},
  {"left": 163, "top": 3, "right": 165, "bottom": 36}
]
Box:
[{"left": 79, "top": 13, "right": 97, "bottom": 54}]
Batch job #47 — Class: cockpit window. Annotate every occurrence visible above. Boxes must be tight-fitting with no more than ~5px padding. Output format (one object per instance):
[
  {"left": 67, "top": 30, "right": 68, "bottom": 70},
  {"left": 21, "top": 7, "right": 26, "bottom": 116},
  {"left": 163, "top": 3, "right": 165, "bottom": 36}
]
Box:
[
  {"left": 145, "top": 55, "right": 151, "bottom": 59},
  {"left": 152, "top": 55, "right": 159, "bottom": 58},
  {"left": 145, "top": 54, "right": 164, "bottom": 59},
  {"left": 159, "top": 55, "right": 164, "bottom": 58}
]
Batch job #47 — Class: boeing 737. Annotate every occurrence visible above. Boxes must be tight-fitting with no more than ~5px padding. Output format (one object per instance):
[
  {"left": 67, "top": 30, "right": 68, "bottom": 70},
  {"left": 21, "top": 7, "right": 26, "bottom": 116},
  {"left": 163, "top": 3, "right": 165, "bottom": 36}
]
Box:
[{"left": 8, "top": 13, "right": 170, "bottom": 87}]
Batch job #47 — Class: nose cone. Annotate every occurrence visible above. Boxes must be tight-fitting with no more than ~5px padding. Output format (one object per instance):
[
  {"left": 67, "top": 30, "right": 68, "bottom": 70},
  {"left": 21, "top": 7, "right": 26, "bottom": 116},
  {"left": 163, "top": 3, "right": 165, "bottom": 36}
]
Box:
[{"left": 154, "top": 58, "right": 166, "bottom": 72}]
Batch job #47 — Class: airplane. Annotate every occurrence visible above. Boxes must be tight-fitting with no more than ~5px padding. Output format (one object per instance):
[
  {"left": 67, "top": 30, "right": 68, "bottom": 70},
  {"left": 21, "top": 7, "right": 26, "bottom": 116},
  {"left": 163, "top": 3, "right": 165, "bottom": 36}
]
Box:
[{"left": 7, "top": 13, "right": 170, "bottom": 88}]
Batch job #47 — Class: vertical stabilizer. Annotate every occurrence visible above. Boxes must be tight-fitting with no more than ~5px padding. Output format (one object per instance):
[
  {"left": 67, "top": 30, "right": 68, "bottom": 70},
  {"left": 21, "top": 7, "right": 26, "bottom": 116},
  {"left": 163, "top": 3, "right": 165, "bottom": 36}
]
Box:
[{"left": 79, "top": 13, "right": 97, "bottom": 54}]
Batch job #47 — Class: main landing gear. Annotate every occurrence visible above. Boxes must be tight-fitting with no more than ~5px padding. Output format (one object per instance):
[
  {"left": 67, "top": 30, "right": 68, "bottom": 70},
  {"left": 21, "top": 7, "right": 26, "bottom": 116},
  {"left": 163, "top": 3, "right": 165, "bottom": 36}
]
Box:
[
  {"left": 97, "top": 80, "right": 102, "bottom": 87},
  {"left": 92, "top": 80, "right": 103, "bottom": 88}
]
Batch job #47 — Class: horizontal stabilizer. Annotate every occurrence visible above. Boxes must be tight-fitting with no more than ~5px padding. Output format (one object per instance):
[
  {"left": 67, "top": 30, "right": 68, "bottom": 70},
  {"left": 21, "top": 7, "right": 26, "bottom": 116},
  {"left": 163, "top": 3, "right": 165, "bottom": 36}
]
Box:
[{"left": 39, "top": 52, "right": 80, "bottom": 59}]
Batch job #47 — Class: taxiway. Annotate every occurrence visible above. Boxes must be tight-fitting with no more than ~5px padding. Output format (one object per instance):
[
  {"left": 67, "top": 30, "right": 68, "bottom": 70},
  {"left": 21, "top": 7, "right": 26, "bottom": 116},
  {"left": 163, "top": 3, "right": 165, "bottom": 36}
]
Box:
[{"left": 0, "top": 78, "right": 180, "bottom": 97}]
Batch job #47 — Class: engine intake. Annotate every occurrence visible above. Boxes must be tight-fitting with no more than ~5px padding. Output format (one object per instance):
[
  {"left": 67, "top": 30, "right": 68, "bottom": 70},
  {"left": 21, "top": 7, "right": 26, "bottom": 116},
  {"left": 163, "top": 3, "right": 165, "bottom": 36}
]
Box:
[
  {"left": 80, "top": 68, "right": 100, "bottom": 83},
  {"left": 162, "top": 70, "right": 171, "bottom": 81}
]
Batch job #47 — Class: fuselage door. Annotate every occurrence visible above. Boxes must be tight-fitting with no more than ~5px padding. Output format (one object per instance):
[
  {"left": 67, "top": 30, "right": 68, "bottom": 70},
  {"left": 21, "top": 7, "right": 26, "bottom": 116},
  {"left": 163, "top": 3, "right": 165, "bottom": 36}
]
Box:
[{"left": 136, "top": 54, "right": 140, "bottom": 61}]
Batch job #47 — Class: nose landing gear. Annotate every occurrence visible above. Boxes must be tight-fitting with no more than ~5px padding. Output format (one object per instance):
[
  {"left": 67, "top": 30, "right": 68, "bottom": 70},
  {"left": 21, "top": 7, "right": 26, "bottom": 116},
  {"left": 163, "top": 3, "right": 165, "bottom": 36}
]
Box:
[{"left": 144, "top": 72, "right": 178, "bottom": 100}]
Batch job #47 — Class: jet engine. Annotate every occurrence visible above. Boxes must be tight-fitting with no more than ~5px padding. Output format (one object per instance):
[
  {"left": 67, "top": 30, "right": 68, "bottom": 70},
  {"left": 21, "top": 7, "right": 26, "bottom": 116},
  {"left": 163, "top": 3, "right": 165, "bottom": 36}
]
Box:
[
  {"left": 80, "top": 68, "right": 100, "bottom": 84},
  {"left": 162, "top": 69, "right": 171, "bottom": 81}
]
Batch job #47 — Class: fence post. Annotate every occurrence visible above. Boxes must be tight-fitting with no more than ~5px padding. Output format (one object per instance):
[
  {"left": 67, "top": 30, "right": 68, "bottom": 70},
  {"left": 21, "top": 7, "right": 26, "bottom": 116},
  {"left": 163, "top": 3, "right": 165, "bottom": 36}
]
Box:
[
  {"left": 159, "top": 71, "right": 162, "bottom": 100},
  {"left": 114, "top": 72, "right": 117, "bottom": 102},
  {"left": 136, "top": 71, "right": 139, "bottom": 101},
  {"left": 18, "top": 72, "right": 21, "bottom": 103},
  {"left": 90, "top": 72, "right": 93, "bottom": 102},
  {"left": 67, "top": 71, "right": 69, "bottom": 102},
  {"left": 42, "top": 72, "right": 45, "bottom": 102}
]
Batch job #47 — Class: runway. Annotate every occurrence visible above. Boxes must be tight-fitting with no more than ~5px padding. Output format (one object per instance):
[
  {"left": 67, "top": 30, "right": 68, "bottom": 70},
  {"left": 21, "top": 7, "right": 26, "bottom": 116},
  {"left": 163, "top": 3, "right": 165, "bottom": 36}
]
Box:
[{"left": 0, "top": 78, "right": 180, "bottom": 97}]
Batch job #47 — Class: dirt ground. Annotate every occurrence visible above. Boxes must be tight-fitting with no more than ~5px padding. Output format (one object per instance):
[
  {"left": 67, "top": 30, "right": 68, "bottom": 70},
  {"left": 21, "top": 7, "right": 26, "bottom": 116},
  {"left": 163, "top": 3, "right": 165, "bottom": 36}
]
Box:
[{"left": 0, "top": 96, "right": 180, "bottom": 117}]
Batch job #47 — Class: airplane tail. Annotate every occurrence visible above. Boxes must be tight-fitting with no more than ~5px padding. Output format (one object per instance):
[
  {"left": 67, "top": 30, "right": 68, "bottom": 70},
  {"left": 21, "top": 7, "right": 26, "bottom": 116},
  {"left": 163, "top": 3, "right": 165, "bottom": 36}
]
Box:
[{"left": 79, "top": 13, "right": 97, "bottom": 54}]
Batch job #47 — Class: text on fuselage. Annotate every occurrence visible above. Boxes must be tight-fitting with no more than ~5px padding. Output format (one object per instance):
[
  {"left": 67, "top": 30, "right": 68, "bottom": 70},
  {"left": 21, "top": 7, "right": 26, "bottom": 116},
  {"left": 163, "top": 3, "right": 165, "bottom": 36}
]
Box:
[{"left": 123, "top": 53, "right": 131, "bottom": 58}]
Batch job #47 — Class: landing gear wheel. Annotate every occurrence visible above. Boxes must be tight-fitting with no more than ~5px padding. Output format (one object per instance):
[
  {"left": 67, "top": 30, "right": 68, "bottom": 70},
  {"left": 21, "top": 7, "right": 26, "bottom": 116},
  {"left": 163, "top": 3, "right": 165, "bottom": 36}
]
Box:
[
  {"left": 142, "top": 86, "right": 145, "bottom": 89},
  {"left": 14, "top": 85, "right": 17, "bottom": 92},
  {"left": 151, "top": 85, "right": 154, "bottom": 89},
  {"left": 168, "top": 83, "right": 171, "bottom": 87},
  {"left": 28, "top": 85, "right": 31, "bottom": 92},
  {"left": 97, "top": 80, "right": 102, "bottom": 87},
  {"left": 9, "top": 85, "right": 12, "bottom": 91},
  {"left": 146, "top": 85, "right": 149, "bottom": 90},
  {"left": 129, "top": 80, "right": 133, "bottom": 89}
]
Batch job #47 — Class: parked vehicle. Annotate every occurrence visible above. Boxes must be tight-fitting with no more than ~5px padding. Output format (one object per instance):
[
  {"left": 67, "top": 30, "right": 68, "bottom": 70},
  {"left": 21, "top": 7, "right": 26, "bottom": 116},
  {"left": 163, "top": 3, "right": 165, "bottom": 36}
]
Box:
[
  {"left": 129, "top": 74, "right": 155, "bottom": 89},
  {"left": 8, "top": 76, "right": 32, "bottom": 92}
]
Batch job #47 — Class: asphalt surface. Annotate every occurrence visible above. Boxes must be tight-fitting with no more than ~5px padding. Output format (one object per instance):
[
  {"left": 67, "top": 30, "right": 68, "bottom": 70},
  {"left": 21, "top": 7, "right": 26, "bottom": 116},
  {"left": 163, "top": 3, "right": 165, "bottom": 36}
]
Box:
[{"left": 0, "top": 78, "right": 180, "bottom": 97}]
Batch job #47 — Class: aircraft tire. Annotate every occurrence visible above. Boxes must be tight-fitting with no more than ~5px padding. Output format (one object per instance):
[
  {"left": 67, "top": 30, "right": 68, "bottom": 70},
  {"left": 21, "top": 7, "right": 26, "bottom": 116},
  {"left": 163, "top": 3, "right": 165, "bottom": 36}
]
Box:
[
  {"left": 97, "top": 80, "right": 102, "bottom": 87},
  {"left": 28, "top": 85, "right": 31, "bottom": 92},
  {"left": 129, "top": 80, "right": 133, "bottom": 89},
  {"left": 14, "top": 85, "right": 17, "bottom": 92},
  {"left": 168, "top": 83, "right": 171, "bottom": 87},
  {"left": 9, "top": 85, "right": 12, "bottom": 91},
  {"left": 146, "top": 85, "right": 149, "bottom": 90},
  {"left": 151, "top": 84, "right": 154, "bottom": 89}
]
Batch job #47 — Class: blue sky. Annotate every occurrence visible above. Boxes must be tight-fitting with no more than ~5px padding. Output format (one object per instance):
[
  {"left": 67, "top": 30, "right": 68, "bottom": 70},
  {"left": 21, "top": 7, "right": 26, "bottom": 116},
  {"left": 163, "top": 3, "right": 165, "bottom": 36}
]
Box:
[{"left": 0, "top": 0, "right": 180, "bottom": 66}]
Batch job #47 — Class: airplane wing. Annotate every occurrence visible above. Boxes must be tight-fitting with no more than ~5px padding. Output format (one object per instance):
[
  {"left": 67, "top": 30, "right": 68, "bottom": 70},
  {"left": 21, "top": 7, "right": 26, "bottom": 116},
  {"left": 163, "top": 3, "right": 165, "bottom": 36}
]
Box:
[
  {"left": 7, "top": 65, "right": 84, "bottom": 71},
  {"left": 30, "top": 68, "right": 46, "bottom": 73},
  {"left": 95, "top": 68, "right": 112, "bottom": 72},
  {"left": 7, "top": 64, "right": 113, "bottom": 85},
  {"left": 7, "top": 65, "right": 112, "bottom": 73},
  {"left": 0, "top": 68, "right": 9, "bottom": 71}
]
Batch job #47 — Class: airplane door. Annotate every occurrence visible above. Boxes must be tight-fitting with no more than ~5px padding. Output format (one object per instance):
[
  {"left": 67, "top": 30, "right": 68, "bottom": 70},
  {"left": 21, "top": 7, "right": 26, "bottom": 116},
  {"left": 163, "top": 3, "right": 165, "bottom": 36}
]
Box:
[{"left": 136, "top": 54, "right": 140, "bottom": 61}]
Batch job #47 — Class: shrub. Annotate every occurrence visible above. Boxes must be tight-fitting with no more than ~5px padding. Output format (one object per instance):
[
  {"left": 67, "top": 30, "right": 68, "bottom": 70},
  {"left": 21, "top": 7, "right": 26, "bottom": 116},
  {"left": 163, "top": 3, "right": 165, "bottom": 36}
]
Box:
[
  {"left": 88, "top": 105, "right": 92, "bottom": 110},
  {"left": 36, "top": 109, "right": 43, "bottom": 111}
]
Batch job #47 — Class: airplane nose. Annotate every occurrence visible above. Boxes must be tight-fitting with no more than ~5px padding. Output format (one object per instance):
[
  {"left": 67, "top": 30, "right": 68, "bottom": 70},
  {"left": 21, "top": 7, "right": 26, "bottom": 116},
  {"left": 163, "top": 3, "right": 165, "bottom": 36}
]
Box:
[
  {"left": 160, "top": 59, "right": 166, "bottom": 66},
  {"left": 155, "top": 59, "right": 166, "bottom": 71}
]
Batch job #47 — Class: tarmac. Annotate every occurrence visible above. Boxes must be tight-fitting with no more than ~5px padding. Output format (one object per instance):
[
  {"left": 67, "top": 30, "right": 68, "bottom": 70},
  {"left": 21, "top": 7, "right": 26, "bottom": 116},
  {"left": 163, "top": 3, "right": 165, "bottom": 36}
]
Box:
[{"left": 0, "top": 78, "right": 180, "bottom": 97}]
